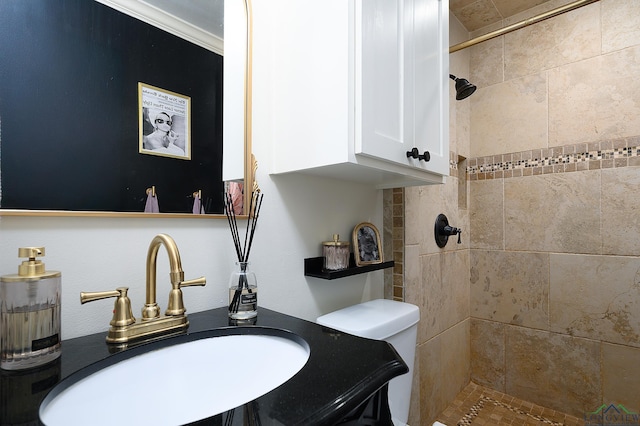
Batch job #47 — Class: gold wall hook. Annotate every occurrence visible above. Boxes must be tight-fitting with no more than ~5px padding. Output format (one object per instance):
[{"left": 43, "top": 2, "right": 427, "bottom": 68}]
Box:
[{"left": 146, "top": 186, "right": 156, "bottom": 197}]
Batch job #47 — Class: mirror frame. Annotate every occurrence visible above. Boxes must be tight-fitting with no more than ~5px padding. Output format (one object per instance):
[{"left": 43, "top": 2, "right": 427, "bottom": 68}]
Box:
[{"left": 0, "top": 0, "right": 254, "bottom": 219}]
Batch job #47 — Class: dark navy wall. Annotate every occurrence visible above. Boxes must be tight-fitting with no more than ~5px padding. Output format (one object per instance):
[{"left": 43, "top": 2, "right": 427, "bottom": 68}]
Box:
[{"left": 0, "top": 0, "right": 224, "bottom": 213}]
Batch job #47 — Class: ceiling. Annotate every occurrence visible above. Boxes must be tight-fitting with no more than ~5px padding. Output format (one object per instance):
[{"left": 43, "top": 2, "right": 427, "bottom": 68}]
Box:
[
  {"left": 142, "top": 0, "right": 558, "bottom": 40},
  {"left": 450, "top": 0, "right": 556, "bottom": 31},
  {"left": 141, "top": 0, "right": 224, "bottom": 39}
]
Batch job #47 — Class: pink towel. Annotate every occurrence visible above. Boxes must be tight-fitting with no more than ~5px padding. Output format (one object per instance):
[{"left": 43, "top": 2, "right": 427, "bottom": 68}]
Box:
[
  {"left": 228, "top": 182, "right": 244, "bottom": 215},
  {"left": 144, "top": 193, "right": 159, "bottom": 213},
  {"left": 192, "top": 195, "right": 204, "bottom": 214}
]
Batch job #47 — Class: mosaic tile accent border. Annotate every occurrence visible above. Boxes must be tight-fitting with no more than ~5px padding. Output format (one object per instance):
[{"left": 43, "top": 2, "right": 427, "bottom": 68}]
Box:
[
  {"left": 466, "top": 137, "right": 640, "bottom": 180},
  {"left": 437, "top": 382, "right": 584, "bottom": 426},
  {"left": 391, "top": 188, "right": 404, "bottom": 302},
  {"left": 449, "top": 150, "right": 459, "bottom": 178},
  {"left": 458, "top": 396, "right": 564, "bottom": 426}
]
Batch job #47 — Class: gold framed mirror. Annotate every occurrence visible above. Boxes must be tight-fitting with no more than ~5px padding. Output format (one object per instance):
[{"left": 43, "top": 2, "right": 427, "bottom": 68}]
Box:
[{"left": 0, "top": 0, "right": 253, "bottom": 218}]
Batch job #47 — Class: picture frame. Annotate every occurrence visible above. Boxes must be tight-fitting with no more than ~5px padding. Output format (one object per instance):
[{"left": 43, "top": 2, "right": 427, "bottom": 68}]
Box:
[
  {"left": 352, "top": 222, "right": 383, "bottom": 266},
  {"left": 138, "top": 82, "right": 191, "bottom": 160}
]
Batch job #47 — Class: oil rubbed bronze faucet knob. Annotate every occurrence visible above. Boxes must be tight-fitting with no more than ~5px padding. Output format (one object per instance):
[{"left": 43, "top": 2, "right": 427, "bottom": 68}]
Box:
[{"left": 80, "top": 287, "right": 136, "bottom": 327}]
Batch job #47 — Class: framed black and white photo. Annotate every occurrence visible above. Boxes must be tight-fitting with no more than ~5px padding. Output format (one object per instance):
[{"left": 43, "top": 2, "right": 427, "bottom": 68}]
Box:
[
  {"left": 352, "top": 222, "right": 383, "bottom": 266},
  {"left": 138, "top": 82, "right": 191, "bottom": 160}
]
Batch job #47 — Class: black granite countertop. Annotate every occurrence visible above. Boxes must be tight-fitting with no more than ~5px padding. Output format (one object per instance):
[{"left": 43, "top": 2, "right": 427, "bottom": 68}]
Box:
[{"left": 0, "top": 307, "right": 407, "bottom": 425}]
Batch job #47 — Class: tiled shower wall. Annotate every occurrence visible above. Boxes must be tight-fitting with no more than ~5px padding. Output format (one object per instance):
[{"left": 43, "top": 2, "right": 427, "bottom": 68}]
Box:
[
  {"left": 468, "top": 0, "right": 640, "bottom": 419},
  {"left": 384, "top": 0, "right": 640, "bottom": 423}
]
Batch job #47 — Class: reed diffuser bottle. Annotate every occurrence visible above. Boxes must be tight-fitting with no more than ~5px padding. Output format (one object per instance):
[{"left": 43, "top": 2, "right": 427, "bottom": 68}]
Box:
[
  {"left": 0, "top": 247, "right": 62, "bottom": 371},
  {"left": 224, "top": 191, "right": 263, "bottom": 320},
  {"left": 228, "top": 262, "right": 258, "bottom": 320}
]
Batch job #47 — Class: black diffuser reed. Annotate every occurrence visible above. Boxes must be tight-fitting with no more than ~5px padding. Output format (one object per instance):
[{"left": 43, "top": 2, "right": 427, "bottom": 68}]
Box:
[{"left": 225, "top": 191, "right": 263, "bottom": 316}]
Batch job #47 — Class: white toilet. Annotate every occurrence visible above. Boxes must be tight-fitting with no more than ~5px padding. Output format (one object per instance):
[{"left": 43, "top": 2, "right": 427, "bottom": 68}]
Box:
[{"left": 316, "top": 299, "right": 420, "bottom": 426}]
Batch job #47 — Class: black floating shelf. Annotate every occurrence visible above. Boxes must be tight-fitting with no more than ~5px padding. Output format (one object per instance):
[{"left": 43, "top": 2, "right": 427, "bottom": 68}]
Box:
[{"left": 304, "top": 254, "right": 395, "bottom": 280}]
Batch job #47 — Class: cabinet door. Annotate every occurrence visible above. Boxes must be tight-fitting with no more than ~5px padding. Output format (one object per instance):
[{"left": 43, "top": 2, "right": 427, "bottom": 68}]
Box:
[
  {"left": 357, "top": 0, "right": 412, "bottom": 162},
  {"left": 414, "top": 0, "right": 449, "bottom": 176},
  {"left": 357, "top": 0, "right": 448, "bottom": 176}
]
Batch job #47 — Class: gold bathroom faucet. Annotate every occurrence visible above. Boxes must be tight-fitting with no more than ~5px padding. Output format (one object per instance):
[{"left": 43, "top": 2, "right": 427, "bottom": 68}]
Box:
[{"left": 81, "top": 234, "right": 206, "bottom": 344}]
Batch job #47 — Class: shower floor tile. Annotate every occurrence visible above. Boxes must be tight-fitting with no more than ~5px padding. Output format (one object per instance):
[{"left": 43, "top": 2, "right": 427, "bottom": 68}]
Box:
[{"left": 435, "top": 382, "right": 584, "bottom": 425}]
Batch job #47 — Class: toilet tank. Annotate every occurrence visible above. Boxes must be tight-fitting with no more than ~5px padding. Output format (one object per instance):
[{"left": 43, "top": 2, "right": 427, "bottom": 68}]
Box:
[{"left": 316, "top": 299, "right": 419, "bottom": 425}]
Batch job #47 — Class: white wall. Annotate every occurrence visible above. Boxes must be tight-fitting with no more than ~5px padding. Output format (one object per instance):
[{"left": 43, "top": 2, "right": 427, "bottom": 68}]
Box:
[{"left": 0, "top": 171, "right": 383, "bottom": 340}]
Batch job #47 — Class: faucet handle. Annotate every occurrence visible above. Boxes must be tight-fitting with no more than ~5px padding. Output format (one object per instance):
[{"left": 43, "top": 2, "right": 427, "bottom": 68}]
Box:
[
  {"left": 180, "top": 277, "right": 207, "bottom": 288},
  {"left": 166, "top": 276, "right": 207, "bottom": 316},
  {"left": 81, "top": 287, "right": 136, "bottom": 327}
]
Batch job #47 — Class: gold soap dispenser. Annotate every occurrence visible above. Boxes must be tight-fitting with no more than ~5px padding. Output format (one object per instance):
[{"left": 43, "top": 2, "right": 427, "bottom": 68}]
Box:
[{"left": 0, "top": 247, "right": 62, "bottom": 370}]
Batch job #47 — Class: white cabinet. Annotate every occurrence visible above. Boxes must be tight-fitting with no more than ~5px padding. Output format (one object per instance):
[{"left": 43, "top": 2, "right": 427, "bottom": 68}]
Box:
[{"left": 253, "top": 0, "right": 449, "bottom": 188}]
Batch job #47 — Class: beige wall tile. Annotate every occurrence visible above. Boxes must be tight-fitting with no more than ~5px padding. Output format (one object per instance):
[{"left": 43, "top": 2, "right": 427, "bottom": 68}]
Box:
[
  {"left": 454, "top": 0, "right": 503, "bottom": 32},
  {"left": 450, "top": 0, "right": 477, "bottom": 14},
  {"left": 492, "top": 0, "right": 550, "bottom": 19},
  {"left": 470, "top": 179, "right": 504, "bottom": 250},
  {"left": 439, "top": 320, "right": 471, "bottom": 409},
  {"left": 418, "top": 336, "right": 444, "bottom": 423},
  {"left": 602, "top": 0, "right": 640, "bottom": 53},
  {"left": 419, "top": 251, "right": 470, "bottom": 341},
  {"left": 408, "top": 357, "right": 421, "bottom": 426},
  {"left": 503, "top": 0, "right": 579, "bottom": 26},
  {"left": 404, "top": 244, "right": 425, "bottom": 340},
  {"left": 469, "top": 18, "right": 506, "bottom": 40},
  {"left": 405, "top": 179, "right": 462, "bottom": 255},
  {"left": 470, "top": 250, "right": 549, "bottom": 329},
  {"left": 550, "top": 253, "right": 640, "bottom": 347},
  {"left": 403, "top": 243, "right": 423, "bottom": 424},
  {"left": 504, "top": 2, "right": 600, "bottom": 80},
  {"left": 505, "top": 326, "right": 601, "bottom": 417},
  {"left": 504, "top": 172, "right": 601, "bottom": 253},
  {"left": 443, "top": 250, "right": 471, "bottom": 327},
  {"left": 549, "top": 45, "right": 640, "bottom": 146},
  {"left": 470, "top": 73, "right": 547, "bottom": 158},
  {"left": 602, "top": 342, "right": 640, "bottom": 413},
  {"left": 450, "top": 9, "right": 470, "bottom": 47},
  {"left": 438, "top": 179, "right": 465, "bottom": 253},
  {"left": 404, "top": 185, "right": 424, "bottom": 248},
  {"left": 418, "top": 320, "right": 471, "bottom": 424},
  {"left": 450, "top": 16, "right": 473, "bottom": 160},
  {"left": 602, "top": 166, "right": 640, "bottom": 256},
  {"left": 471, "top": 318, "right": 506, "bottom": 391},
  {"left": 470, "top": 36, "right": 503, "bottom": 88},
  {"left": 454, "top": 95, "right": 472, "bottom": 160}
]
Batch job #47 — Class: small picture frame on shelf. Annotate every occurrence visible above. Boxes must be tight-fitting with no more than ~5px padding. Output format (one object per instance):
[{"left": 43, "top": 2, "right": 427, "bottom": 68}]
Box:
[{"left": 352, "top": 222, "right": 383, "bottom": 267}]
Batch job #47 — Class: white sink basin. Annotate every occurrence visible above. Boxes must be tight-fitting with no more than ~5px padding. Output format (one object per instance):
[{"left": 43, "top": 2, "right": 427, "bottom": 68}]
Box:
[{"left": 40, "top": 328, "right": 310, "bottom": 425}]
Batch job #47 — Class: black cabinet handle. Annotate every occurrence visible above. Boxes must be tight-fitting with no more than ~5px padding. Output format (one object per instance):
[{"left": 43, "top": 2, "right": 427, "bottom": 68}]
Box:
[
  {"left": 406, "top": 148, "right": 430, "bottom": 162},
  {"left": 406, "top": 148, "right": 420, "bottom": 159}
]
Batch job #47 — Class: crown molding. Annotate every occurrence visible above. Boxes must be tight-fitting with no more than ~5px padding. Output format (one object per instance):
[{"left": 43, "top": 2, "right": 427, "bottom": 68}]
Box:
[{"left": 95, "top": 0, "right": 223, "bottom": 55}]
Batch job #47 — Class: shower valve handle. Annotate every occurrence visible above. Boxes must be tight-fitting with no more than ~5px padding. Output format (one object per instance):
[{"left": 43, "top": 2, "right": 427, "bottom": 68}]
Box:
[
  {"left": 443, "top": 226, "right": 462, "bottom": 244},
  {"left": 406, "top": 148, "right": 431, "bottom": 162},
  {"left": 434, "top": 214, "right": 462, "bottom": 248}
]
